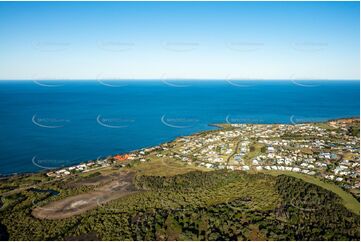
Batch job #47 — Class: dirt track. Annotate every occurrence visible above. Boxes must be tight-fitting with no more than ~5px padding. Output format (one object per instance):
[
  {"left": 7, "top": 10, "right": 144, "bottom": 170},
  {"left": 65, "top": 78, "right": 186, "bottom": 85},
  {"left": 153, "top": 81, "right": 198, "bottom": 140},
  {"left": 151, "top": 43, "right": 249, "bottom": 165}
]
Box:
[{"left": 32, "top": 171, "right": 138, "bottom": 219}]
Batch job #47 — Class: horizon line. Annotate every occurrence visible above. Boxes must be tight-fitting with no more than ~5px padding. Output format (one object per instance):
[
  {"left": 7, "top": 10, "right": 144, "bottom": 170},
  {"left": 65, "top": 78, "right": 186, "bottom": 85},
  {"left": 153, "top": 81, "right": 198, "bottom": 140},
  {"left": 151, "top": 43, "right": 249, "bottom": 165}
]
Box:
[{"left": 0, "top": 78, "right": 359, "bottom": 82}]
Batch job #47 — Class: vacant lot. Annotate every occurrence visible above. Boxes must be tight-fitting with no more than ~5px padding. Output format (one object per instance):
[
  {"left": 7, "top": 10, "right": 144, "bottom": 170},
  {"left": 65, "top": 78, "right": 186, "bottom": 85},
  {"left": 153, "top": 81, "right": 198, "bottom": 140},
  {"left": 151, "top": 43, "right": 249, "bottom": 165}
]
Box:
[
  {"left": 64, "top": 174, "right": 116, "bottom": 188},
  {"left": 129, "top": 155, "right": 209, "bottom": 176},
  {"left": 32, "top": 171, "right": 138, "bottom": 219}
]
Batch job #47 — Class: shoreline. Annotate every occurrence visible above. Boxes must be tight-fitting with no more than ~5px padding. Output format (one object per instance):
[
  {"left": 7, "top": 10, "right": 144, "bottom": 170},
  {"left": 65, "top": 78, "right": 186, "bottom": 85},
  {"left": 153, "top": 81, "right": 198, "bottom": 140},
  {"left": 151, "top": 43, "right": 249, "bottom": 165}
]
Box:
[{"left": 1, "top": 116, "right": 359, "bottom": 179}]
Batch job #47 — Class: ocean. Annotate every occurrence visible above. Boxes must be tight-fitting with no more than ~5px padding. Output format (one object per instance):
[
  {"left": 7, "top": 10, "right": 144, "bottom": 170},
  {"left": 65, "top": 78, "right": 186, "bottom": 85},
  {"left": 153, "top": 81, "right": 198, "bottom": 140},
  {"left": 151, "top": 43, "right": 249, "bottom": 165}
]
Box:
[{"left": 0, "top": 80, "right": 359, "bottom": 175}]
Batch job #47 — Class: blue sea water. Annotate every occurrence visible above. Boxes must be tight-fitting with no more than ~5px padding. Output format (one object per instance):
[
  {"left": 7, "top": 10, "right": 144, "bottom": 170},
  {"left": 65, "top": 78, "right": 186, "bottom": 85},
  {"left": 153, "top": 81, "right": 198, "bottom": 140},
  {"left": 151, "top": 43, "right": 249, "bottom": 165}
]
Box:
[{"left": 0, "top": 80, "right": 359, "bottom": 175}]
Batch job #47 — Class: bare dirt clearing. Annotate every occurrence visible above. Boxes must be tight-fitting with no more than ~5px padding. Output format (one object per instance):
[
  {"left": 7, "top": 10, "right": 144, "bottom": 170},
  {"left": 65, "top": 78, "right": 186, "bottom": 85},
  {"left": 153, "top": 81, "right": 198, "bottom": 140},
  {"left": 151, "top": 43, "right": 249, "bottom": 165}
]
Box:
[{"left": 32, "top": 171, "right": 138, "bottom": 219}]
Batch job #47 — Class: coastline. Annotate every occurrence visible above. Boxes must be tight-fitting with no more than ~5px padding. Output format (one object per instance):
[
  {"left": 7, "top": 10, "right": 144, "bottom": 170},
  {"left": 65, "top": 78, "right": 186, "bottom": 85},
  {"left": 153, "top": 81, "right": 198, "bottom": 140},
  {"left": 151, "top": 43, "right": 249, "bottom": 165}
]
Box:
[
  {"left": 1, "top": 114, "right": 359, "bottom": 238},
  {"left": 1, "top": 116, "right": 359, "bottom": 179}
]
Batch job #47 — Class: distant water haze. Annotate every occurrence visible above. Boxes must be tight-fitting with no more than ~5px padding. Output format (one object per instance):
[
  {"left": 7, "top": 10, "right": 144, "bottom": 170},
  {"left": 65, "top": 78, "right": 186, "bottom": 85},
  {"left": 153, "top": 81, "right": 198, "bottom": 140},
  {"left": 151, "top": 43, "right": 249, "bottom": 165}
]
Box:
[{"left": 0, "top": 80, "right": 359, "bottom": 175}]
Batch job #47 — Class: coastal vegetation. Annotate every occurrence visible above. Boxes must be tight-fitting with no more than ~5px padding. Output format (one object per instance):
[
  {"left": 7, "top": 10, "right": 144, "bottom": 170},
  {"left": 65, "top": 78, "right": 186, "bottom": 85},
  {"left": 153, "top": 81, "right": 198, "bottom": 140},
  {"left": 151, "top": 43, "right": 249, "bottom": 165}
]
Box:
[
  {"left": 261, "top": 170, "right": 360, "bottom": 215},
  {"left": 0, "top": 170, "right": 359, "bottom": 240}
]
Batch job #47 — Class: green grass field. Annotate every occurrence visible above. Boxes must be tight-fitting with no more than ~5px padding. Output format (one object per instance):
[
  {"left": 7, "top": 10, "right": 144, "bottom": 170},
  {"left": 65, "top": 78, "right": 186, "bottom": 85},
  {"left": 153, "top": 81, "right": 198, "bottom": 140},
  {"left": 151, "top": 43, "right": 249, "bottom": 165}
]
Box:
[
  {"left": 127, "top": 155, "right": 210, "bottom": 176},
  {"left": 243, "top": 142, "right": 265, "bottom": 164}
]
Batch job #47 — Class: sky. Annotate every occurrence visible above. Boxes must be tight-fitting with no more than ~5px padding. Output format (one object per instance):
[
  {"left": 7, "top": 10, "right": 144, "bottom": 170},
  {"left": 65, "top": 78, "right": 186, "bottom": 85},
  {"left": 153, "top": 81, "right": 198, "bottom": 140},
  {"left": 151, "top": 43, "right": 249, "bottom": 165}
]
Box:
[{"left": 0, "top": 1, "right": 359, "bottom": 80}]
